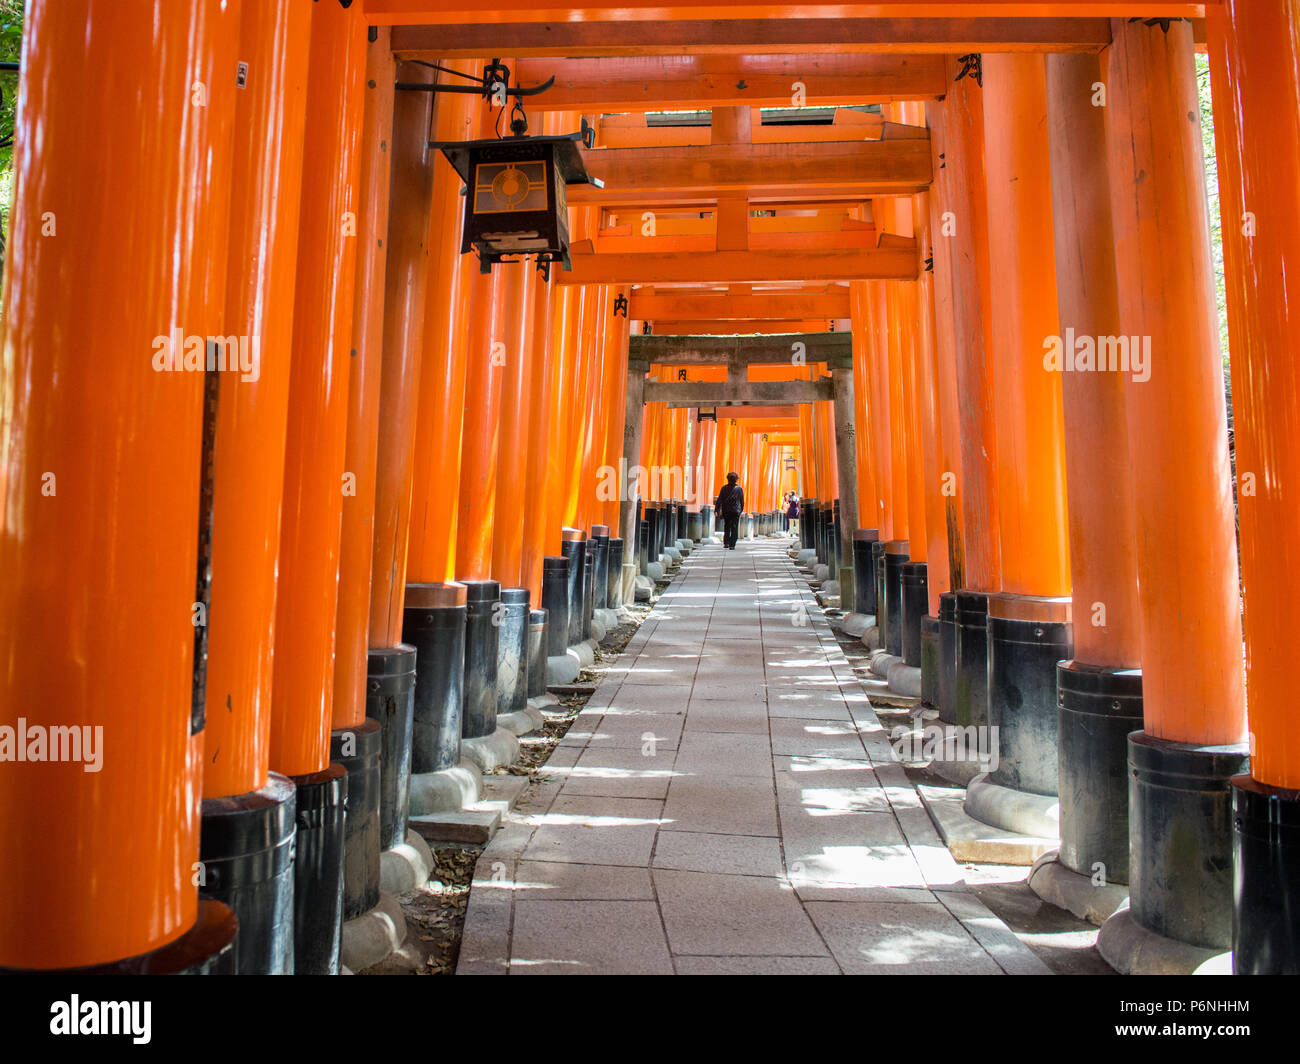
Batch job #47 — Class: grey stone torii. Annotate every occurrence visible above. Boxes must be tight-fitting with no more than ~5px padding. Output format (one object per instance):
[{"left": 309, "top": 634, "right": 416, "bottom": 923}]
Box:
[{"left": 617, "top": 334, "right": 861, "bottom": 602}]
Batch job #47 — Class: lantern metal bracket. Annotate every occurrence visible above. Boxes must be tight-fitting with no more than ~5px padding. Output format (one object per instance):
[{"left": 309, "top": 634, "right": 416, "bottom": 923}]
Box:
[{"left": 395, "top": 58, "right": 556, "bottom": 102}]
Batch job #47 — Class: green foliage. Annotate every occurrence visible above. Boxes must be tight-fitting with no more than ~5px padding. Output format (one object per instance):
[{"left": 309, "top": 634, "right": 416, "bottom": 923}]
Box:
[
  {"left": 1195, "top": 52, "right": 1230, "bottom": 372},
  {"left": 0, "top": 0, "right": 23, "bottom": 276}
]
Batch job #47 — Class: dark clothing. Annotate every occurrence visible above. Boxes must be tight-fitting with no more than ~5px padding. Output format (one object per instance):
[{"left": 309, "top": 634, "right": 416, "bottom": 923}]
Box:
[
  {"left": 786, "top": 498, "right": 799, "bottom": 518},
  {"left": 716, "top": 483, "right": 744, "bottom": 516},
  {"left": 723, "top": 512, "right": 741, "bottom": 550}
]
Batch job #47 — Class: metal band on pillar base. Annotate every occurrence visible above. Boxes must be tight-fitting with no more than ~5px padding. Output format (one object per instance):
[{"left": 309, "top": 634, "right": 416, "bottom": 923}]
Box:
[
  {"left": 701, "top": 505, "right": 715, "bottom": 541},
  {"left": 199, "top": 773, "right": 296, "bottom": 974},
  {"left": 900, "top": 562, "right": 927, "bottom": 667},
  {"left": 291, "top": 762, "right": 348, "bottom": 975},
  {"left": 954, "top": 590, "right": 991, "bottom": 729},
  {"left": 937, "top": 593, "right": 959, "bottom": 725},
  {"left": 365, "top": 645, "right": 416, "bottom": 852},
  {"left": 1232, "top": 776, "right": 1300, "bottom": 974},
  {"left": 1097, "top": 733, "right": 1249, "bottom": 972},
  {"left": 0, "top": 900, "right": 240, "bottom": 975},
  {"left": 638, "top": 518, "right": 651, "bottom": 574},
  {"left": 329, "top": 719, "right": 382, "bottom": 920},
  {"left": 460, "top": 579, "right": 501, "bottom": 740},
  {"left": 883, "top": 541, "right": 909, "bottom": 658}
]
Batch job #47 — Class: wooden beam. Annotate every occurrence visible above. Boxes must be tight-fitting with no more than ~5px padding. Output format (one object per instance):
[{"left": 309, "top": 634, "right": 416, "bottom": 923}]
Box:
[
  {"left": 558, "top": 246, "right": 918, "bottom": 284},
  {"left": 571, "top": 139, "right": 930, "bottom": 207},
  {"left": 652, "top": 320, "right": 834, "bottom": 334},
  {"left": 390, "top": 17, "right": 1118, "bottom": 57},
  {"left": 597, "top": 109, "right": 885, "bottom": 149},
  {"left": 648, "top": 378, "right": 835, "bottom": 406},
  {"left": 629, "top": 291, "right": 851, "bottom": 319},
  {"left": 632, "top": 332, "right": 852, "bottom": 365},
  {"left": 517, "top": 54, "right": 946, "bottom": 112}
]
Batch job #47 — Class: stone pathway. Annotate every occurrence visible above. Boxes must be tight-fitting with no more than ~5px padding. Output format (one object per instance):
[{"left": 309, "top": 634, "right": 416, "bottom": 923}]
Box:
[{"left": 458, "top": 537, "right": 1050, "bottom": 975}]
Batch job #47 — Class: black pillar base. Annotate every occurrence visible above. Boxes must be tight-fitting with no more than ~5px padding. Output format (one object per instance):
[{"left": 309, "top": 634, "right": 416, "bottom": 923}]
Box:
[
  {"left": 1057, "top": 661, "right": 1143, "bottom": 884},
  {"left": 883, "top": 542, "right": 909, "bottom": 658},
  {"left": 900, "top": 561, "right": 927, "bottom": 667},
  {"left": 527, "top": 608, "right": 548, "bottom": 698},
  {"left": 987, "top": 598, "right": 1072, "bottom": 796},
  {"left": 872, "top": 541, "right": 887, "bottom": 637},
  {"left": 365, "top": 645, "right": 416, "bottom": 852},
  {"left": 330, "top": 719, "right": 382, "bottom": 921},
  {"left": 920, "top": 615, "right": 941, "bottom": 709},
  {"left": 403, "top": 586, "right": 466, "bottom": 774},
  {"left": 1232, "top": 774, "right": 1300, "bottom": 973},
  {"left": 199, "top": 773, "right": 296, "bottom": 974},
  {"left": 852, "top": 529, "right": 879, "bottom": 616},
  {"left": 542, "top": 557, "right": 570, "bottom": 657},
  {"left": 1128, "top": 731, "right": 1248, "bottom": 950},
  {"left": 937, "top": 592, "right": 958, "bottom": 725},
  {"left": 497, "top": 587, "right": 530, "bottom": 716},
  {"left": 954, "top": 590, "right": 990, "bottom": 728},
  {"left": 291, "top": 763, "right": 348, "bottom": 975},
  {"left": 582, "top": 538, "right": 597, "bottom": 640},
  {"left": 607, "top": 538, "right": 624, "bottom": 608},
  {"left": 461, "top": 579, "right": 501, "bottom": 739},
  {"left": 591, "top": 526, "right": 610, "bottom": 610},
  {"left": 637, "top": 519, "right": 650, "bottom": 573}
]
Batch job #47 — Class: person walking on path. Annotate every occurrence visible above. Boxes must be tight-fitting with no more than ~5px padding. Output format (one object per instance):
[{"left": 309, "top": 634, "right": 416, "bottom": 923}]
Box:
[
  {"left": 785, "top": 492, "right": 800, "bottom": 536},
  {"left": 716, "top": 472, "right": 744, "bottom": 550}
]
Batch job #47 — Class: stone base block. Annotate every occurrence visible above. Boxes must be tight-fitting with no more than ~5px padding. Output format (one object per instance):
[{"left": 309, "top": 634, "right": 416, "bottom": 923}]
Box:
[
  {"left": 634, "top": 575, "right": 654, "bottom": 601},
  {"left": 840, "top": 612, "right": 874, "bottom": 638},
  {"left": 916, "top": 781, "right": 1057, "bottom": 866},
  {"left": 411, "top": 807, "right": 502, "bottom": 846},
  {"left": 341, "top": 891, "right": 408, "bottom": 974},
  {"left": 497, "top": 705, "right": 545, "bottom": 736},
  {"left": 647, "top": 561, "right": 665, "bottom": 581},
  {"left": 663, "top": 546, "right": 682, "bottom": 562},
  {"left": 1097, "top": 906, "right": 1228, "bottom": 975},
  {"left": 546, "top": 654, "right": 580, "bottom": 684},
  {"left": 408, "top": 759, "right": 483, "bottom": 816},
  {"left": 379, "top": 829, "right": 435, "bottom": 895},
  {"left": 593, "top": 607, "right": 621, "bottom": 631},
  {"left": 885, "top": 660, "right": 922, "bottom": 698},
  {"left": 1028, "top": 851, "right": 1129, "bottom": 927},
  {"left": 461, "top": 727, "right": 520, "bottom": 773},
  {"left": 964, "top": 772, "right": 1061, "bottom": 839}
]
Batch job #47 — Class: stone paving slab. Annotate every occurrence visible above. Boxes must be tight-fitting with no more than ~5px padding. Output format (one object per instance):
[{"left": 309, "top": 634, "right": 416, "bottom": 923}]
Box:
[{"left": 458, "top": 538, "right": 1051, "bottom": 976}]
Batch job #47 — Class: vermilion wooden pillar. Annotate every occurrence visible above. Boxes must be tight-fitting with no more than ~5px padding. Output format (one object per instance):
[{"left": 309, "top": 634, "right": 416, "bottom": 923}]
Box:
[
  {"left": 271, "top": 0, "right": 367, "bottom": 974},
  {"left": 407, "top": 65, "right": 482, "bottom": 585},
  {"left": 942, "top": 57, "right": 1001, "bottom": 732},
  {"left": 522, "top": 267, "right": 558, "bottom": 604},
  {"left": 1100, "top": 17, "right": 1248, "bottom": 965},
  {"left": 0, "top": 0, "right": 240, "bottom": 973},
  {"left": 1207, "top": 0, "right": 1300, "bottom": 973},
  {"left": 1040, "top": 51, "right": 1145, "bottom": 902},
  {"left": 491, "top": 259, "right": 538, "bottom": 588},
  {"left": 979, "top": 53, "right": 1073, "bottom": 808},
  {"left": 199, "top": 0, "right": 314, "bottom": 974}
]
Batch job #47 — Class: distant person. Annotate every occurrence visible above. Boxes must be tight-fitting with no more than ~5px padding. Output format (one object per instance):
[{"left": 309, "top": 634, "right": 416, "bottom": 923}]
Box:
[
  {"left": 715, "top": 472, "right": 744, "bottom": 550},
  {"left": 786, "top": 492, "right": 799, "bottom": 536}
]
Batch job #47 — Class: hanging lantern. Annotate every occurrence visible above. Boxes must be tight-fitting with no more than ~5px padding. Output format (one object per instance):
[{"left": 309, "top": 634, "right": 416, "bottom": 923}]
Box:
[
  {"left": 697, "top": 407, "right": 717, "bottom": 422},
  {"left": 429, "top": 125, "right": 603, "bottom": 278}
]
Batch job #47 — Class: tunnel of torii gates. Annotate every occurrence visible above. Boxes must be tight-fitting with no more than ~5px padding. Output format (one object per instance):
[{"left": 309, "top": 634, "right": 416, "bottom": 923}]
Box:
[{"left": 0, "top": 0, "right": 1297, "bottom": 978}]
